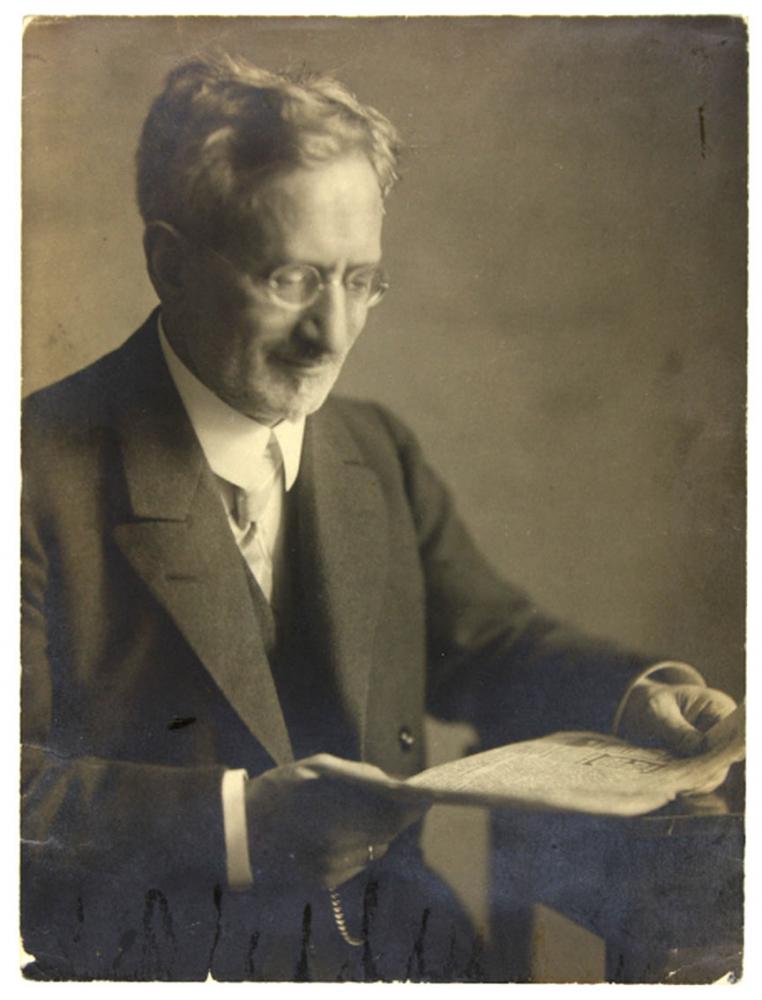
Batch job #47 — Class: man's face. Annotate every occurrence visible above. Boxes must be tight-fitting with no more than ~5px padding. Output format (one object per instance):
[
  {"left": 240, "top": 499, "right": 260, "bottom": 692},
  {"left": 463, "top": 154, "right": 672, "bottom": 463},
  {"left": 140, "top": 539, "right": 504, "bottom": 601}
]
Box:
[{"left": 170, "top": 153, "right": 385, "bottom": 424}]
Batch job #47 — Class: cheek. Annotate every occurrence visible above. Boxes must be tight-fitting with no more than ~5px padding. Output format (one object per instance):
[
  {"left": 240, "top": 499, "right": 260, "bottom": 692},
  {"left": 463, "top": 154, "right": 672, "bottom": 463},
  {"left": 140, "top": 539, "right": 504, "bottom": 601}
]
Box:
[
  {"left": 346, "top": 306, "right": 370, "bottom": 346},
  {"left": 194, "top": 269, "right": 273, "bottom": 337},
  {"left": 220, "top": 293, "right": 293, "bottom": 351},
  {"left": 235, "top": 312, "right": 295, "bottom": 356}
]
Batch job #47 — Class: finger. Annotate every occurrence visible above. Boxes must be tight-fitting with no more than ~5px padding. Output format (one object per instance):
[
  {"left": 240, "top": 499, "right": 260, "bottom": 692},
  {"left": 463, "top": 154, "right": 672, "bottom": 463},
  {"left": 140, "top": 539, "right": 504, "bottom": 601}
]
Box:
[
  {"left": 302, "top": 755, "right": 395, "bottom": 784},
  {"left": 650, "top": 693, "right": 704, "bottom": 755},
  {"left": 686, "top": 690, "right": 738, "bottom": 732},
  {"left": 704, "top": 703, "right": 745, "bottom": 753},
  {"left": 334, "top": 841, "right": 390, "bottom": 870},
  {"left": 315, "top": 839, "right": 392, "bottom": 887}
]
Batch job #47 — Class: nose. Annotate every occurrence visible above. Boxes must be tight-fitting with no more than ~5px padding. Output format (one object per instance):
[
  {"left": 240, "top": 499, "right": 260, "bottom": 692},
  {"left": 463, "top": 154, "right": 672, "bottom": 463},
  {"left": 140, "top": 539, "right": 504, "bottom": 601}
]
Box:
[{"left": 295, "top": 280, "right": 351, "bottom": 357}]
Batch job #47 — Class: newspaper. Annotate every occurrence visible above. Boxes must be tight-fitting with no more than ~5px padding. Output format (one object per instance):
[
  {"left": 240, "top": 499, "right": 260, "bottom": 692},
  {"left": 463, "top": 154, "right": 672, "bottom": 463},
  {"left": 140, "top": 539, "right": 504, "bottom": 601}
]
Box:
[{"left": 310, "top": 704, "right": 745, "bottom": 817}]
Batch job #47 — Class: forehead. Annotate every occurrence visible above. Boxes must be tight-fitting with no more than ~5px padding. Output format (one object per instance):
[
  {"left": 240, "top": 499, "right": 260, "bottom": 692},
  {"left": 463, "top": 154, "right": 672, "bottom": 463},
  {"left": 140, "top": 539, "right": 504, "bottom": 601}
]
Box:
[{"left": 241, "top": 154, "right": 385, "bottom": 265}]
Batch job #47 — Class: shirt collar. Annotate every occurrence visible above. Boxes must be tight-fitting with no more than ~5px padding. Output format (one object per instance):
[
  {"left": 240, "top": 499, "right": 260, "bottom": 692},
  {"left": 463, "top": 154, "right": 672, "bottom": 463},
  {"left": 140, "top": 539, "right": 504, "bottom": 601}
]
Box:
[{"left": 157, "top": 314, "right": 305, "bottom": 492}]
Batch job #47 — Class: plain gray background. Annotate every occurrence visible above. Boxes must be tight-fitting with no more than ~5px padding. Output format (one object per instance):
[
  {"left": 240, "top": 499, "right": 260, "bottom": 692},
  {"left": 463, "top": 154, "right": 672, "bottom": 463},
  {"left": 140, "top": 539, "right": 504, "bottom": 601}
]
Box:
[{"left": 22, "top": 15, "right": 746, "bottom": 702}]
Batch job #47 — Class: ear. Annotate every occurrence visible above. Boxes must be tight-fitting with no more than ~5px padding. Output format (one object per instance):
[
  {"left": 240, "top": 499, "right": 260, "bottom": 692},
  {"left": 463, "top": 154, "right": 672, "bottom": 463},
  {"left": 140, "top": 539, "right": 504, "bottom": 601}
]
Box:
[{"left": 143, "top": 222, "right": 190, "bottom": 303}]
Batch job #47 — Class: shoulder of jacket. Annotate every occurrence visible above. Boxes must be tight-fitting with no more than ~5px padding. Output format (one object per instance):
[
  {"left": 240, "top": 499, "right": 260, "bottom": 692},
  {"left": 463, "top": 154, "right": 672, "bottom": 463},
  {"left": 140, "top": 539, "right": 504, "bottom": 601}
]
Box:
[
  {"left": 22, "top": 313, "right": 159, "bottom": 459},
  {"left": 320, "top": 395, "right": 416, "bottom": 449},
  {"left": 23, "top": 313, "right": 158, "bottom": 427}
]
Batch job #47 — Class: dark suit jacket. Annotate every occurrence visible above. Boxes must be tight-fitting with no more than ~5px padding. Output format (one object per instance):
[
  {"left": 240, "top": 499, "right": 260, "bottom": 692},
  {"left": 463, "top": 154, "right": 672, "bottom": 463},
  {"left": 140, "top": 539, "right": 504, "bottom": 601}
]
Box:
[{"left": 21, "top": 311, "right": 653, "bottom": 980}]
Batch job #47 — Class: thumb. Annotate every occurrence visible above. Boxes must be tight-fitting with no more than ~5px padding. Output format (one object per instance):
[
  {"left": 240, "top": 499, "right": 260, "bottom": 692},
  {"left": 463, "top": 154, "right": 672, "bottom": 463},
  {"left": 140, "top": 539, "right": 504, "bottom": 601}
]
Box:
[{"left": 651, "top": 695, "right": 704, "bottom": 755}]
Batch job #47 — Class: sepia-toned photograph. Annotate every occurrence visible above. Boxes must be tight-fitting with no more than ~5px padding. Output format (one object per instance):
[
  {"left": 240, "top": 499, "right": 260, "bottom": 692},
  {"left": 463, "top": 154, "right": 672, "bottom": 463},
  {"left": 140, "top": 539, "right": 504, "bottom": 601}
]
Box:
[{"left": 20, "top": 15, "right": 746, "bottom": 983}]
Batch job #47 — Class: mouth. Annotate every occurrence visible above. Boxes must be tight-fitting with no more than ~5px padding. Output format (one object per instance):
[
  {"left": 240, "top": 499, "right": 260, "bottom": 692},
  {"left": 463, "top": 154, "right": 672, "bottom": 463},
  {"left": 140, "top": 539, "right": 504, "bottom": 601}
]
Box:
[{"left": 271, "top": 352, "right": 336, "bottom": 374}]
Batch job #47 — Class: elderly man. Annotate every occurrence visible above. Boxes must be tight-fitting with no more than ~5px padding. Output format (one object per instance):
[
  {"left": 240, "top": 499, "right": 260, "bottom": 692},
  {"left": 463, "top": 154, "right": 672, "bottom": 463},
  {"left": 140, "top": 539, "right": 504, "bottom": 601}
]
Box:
[{"left": 21, "top": 54, "right": 736, "bottom": 982}]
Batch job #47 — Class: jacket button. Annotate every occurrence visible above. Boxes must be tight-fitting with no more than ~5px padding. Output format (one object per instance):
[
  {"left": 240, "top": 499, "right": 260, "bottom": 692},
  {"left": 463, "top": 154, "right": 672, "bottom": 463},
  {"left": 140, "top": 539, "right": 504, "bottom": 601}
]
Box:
[{"left": 398, "top": 725, "right": 415, "bottom": 751}]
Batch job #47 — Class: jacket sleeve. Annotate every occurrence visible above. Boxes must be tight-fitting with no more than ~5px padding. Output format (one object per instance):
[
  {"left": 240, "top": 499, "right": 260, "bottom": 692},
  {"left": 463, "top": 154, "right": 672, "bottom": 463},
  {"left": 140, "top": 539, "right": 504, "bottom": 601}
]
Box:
[
  {"left": 20, "top": 395, "right": 230, "bottom": 884},
  {"left": 371, "top": 406, "right": 657, "bottom": 746},
  {"left": 21, "top": 528, "right": 232, "bottom": 979},
  {"left": 20, "top": 415, "right": 232, "bottom": 974}
]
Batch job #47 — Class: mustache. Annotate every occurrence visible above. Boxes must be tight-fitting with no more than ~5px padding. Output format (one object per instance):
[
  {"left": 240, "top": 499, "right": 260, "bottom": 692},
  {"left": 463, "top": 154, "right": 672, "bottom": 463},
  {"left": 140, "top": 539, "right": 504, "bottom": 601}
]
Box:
[{"left": 272, "top": 341, "right": 341, "bottom": 367}]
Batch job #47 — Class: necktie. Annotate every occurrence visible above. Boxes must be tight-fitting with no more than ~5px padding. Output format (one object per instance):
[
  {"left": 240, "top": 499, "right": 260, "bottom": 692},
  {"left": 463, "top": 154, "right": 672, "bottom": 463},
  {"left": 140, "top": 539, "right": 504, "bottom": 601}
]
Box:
[{"left": 232, "top": 432, "right": 283, "bottom": 601}]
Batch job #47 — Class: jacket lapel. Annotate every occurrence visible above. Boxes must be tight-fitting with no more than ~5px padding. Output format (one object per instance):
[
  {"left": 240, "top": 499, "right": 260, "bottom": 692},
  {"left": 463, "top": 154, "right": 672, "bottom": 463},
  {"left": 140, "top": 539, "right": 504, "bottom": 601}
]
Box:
[
  {"left": 109, "top": 319, "right": 293, "bottom": 767},
  {"left": 295, "top": 407, "right": 389, "bottom": 759}
]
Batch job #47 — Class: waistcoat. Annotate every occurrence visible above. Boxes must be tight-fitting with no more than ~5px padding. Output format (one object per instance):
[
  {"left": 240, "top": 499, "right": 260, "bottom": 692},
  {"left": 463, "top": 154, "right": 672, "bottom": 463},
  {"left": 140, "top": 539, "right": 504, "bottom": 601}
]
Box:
[{"left": 240, "top": 493, "right": 358, "bottom": 763}]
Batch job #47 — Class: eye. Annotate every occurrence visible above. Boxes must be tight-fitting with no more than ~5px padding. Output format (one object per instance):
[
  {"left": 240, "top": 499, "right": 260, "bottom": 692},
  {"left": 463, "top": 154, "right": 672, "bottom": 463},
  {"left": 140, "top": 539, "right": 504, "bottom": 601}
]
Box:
[
  {"left": 345, "top": 267, "right": 380, "bottom": 295},
  {"left": 269, "top": 265, "right": 313, "bottom": 289},
  {"left": 267, "top": 264, "right": 321, "bottom": 304}
]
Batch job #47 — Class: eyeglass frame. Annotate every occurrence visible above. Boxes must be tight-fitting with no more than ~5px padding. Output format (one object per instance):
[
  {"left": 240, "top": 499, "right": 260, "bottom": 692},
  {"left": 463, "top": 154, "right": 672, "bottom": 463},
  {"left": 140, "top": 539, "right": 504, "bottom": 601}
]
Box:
[{"left": 152, "top": 220, "right": 390, "bottom": 311}]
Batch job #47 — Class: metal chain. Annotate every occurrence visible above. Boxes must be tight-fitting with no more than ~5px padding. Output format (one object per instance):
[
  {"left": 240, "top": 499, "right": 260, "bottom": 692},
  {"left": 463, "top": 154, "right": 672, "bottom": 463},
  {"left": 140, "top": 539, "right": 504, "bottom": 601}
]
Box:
[{"left": 328, "top": 888, "right": 365, "bottom": 947}]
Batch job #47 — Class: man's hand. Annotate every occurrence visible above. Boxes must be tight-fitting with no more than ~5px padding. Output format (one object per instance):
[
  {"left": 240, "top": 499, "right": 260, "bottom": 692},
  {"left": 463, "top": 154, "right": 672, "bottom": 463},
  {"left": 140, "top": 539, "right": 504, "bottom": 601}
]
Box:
[
  {"left": 618, "top": 680, "right": 737, "bottom": 754},
  {"left": 245, "top": 754, "right": 428, "bottom": 888},
  {"left": 617, "top": 679, "right": 738, "bottom": 794},
  {"left": 618, "top": 678, "right": 736, "bottom": 794}
]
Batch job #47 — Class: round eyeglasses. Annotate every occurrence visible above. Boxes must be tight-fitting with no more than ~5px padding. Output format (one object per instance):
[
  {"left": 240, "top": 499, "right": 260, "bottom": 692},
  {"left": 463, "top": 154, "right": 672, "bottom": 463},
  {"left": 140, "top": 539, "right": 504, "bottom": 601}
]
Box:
[
  {"left": 264, "top": 261, "right": 389, "bottom": 310},
  {"left": 155, "top": 221, "right": 389, "bottom": 311}
]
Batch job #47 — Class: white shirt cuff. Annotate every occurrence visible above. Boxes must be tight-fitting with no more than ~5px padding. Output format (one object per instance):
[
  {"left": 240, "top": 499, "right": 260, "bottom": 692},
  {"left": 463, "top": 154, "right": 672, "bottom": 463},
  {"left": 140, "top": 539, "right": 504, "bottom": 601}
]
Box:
[
  {"left": 221, "top": 768, "right": 253, "bottom": 890},
  {"left": 611, "top": 660, "right": 706, "bottom": 736}
]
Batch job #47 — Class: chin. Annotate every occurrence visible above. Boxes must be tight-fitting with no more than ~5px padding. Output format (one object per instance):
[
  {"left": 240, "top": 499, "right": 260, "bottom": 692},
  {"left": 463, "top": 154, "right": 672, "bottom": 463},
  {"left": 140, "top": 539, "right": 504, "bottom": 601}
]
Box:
[{"left": 248, "top": 375, "right": 337, "bottom": 424}]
